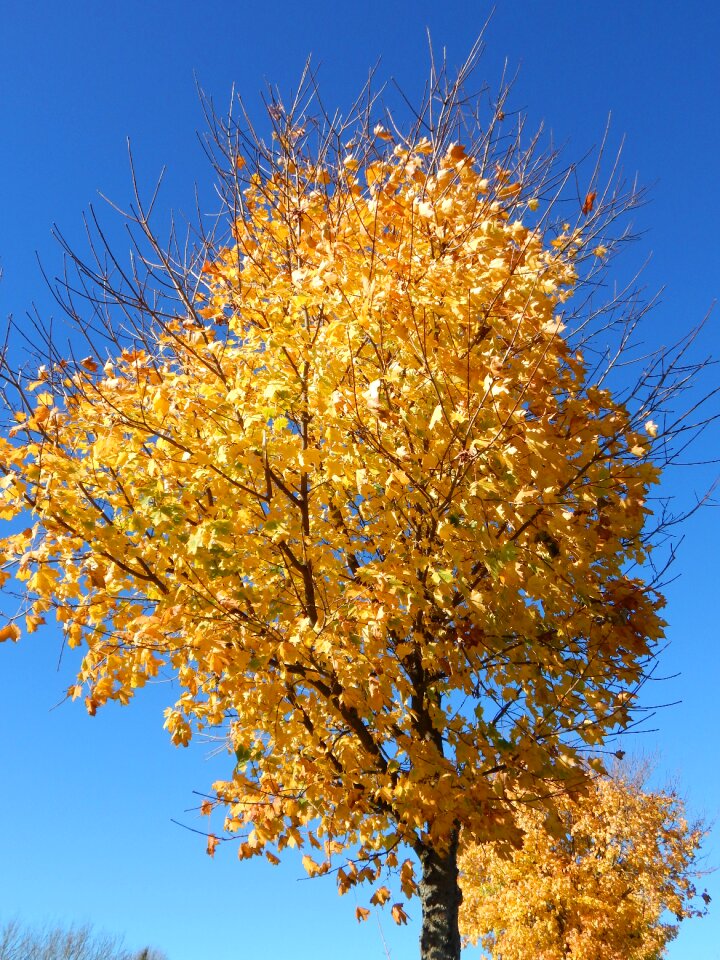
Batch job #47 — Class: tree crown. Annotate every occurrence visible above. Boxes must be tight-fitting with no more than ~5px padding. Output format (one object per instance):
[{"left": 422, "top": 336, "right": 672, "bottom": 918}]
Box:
[{"left": 0, "top": 52, "right": 702, "bottom": 914}]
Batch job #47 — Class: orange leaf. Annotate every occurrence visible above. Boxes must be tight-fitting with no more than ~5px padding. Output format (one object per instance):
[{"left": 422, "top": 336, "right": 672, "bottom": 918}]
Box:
[
  {"left": 400, "top": 859, "right": 417, "bottom": 897},
  {"left": 355, "top": 906, "right": 371, "bottom": 922},
  {"left": 370, "top": 885, "right": 392, "bottom": 906},
  {"left": 582, "top": 191, "right": 597, "bottom": 215},
  {"left": 206, "top": 834, "right": 220, "bottom": 857},
  {"left": 391, "top": 903, "right": 409, "bottom": 925},
  {"left": 498, "top": 182, "right": 522, "bottom": 199},
  {"left": 0, "top": 623, "right": 21, "bottom": 642}
]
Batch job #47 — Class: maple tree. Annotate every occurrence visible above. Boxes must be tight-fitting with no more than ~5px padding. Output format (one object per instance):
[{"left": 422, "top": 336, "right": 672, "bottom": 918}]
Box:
[
  {"left": 459, "top": 766, "right": 708, "bottom": 960},
  {"left": 0, "top": 47, "right": 714, "bottom": 960}
]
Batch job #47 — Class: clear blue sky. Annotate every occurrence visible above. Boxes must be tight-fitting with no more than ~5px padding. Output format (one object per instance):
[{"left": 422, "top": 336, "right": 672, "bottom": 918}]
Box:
[{"left": 1, "top": 1, "right": 718, "bottom": 958}]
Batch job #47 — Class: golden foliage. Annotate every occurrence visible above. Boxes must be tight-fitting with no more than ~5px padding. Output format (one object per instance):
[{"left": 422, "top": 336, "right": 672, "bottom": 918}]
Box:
[
  {"left": 0, "top": 61, "right": 675, "bottom": 914},
  {"left": 460, "top": 770, "right": 708, "bottom": 959}
]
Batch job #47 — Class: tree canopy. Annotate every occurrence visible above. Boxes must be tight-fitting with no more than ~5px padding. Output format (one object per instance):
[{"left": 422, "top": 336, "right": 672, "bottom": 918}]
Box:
[{"left": 0, "top": 48, "right": 711, "bottom": 960}]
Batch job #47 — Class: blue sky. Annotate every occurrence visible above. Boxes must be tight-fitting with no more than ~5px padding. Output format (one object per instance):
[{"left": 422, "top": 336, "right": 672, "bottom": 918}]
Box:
[{"left": 1, "top": 1, "right": 718, "bottom": 958}]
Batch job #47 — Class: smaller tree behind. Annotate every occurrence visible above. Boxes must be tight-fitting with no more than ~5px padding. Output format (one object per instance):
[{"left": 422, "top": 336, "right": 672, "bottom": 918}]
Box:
[{"left": 459, "top": 766, "right": 708, "bottom": 960}]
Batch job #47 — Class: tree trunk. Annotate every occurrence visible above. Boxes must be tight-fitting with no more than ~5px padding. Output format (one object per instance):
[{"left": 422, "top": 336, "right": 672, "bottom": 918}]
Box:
[{"left": 417, "top": 831, "right": 462, "bottom": 960}]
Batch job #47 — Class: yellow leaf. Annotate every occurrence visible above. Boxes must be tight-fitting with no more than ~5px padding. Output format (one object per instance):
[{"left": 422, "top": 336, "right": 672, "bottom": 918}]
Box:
[
  {"left": 25, "top": 613, "right": 45, "bottom": 633},
  {"left": 428, "top": 404, "right": 443, "bottom": 431},
  {"left": 302, "top": 854, "right": 320, "bottom": 877},
  {"left": 152, "top": 393, "right": 170, "bottom": 417}
]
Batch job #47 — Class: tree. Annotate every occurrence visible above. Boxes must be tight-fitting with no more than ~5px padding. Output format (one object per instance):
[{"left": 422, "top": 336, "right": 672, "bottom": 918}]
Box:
[
  {"left": 0, "top": 45, "right": 714, "bottom": 960},
  {"left": 0, "top": 918, "right": 166, "bottom": 960},
  {"left": 459, "top": 766, "right": 709, "bottom": 960}
]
